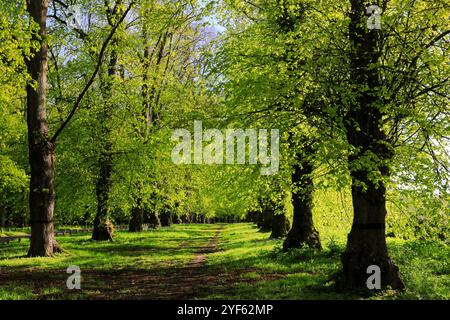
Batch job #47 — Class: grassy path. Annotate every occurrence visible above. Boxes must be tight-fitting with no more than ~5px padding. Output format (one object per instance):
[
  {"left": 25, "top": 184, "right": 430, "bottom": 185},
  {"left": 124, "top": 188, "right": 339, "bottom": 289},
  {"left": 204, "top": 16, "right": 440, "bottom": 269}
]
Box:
[
  {"left": 0, "top": 223, "right": 449, "bottom": 299},
  {"left": 0, "top": 224, "right": 228, "bottom": 299}
]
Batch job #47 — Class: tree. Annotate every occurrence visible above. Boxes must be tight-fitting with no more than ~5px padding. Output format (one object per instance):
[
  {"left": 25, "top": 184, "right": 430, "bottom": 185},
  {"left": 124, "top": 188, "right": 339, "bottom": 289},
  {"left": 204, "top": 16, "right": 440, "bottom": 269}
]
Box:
[
  {"left": 284, "top": 140, "right": 321, "bottom": 250},
  {"left": 25, "top": 0, "right": 62, "bottom": 256},
  {"left": 23, "top": 0, "right": 133, "bottom": 255},
  {"left": 92, "top": 0, "right": 126, "bottom": 241},
  {"left": 338, "top": 0, "right": 449, "bottom": 290},
  {"left": 338, "top": 0, "right": 404, "bottom": 290}
]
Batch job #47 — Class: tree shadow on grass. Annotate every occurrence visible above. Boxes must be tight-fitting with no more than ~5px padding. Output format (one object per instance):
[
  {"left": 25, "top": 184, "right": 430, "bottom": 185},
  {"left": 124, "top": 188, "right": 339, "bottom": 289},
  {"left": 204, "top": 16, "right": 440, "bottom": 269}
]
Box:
[{"left": 0, "top": 263, "right": 271, "bottom": 300}]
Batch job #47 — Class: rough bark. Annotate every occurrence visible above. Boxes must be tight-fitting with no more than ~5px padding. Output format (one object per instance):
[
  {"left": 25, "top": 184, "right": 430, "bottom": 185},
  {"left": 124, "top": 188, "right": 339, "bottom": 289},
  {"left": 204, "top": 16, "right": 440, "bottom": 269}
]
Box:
[
  {"left": 341, "top": 176, "right": 404, "bottom": 290},
  {"left": 25, "top": 0, "right": 61, "bottom": 257},
  {"left": 340, "top": 0, "right": 403, "bottom": 290},
  {"left": 283, "top": 158, "right": 321, "bottom": 250}
]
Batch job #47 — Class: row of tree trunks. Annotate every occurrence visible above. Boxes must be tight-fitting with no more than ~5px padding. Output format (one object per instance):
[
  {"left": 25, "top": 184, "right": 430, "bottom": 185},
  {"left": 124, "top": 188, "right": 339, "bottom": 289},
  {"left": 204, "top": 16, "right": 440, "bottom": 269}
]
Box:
[
  {"left": 254, "top": 197, "right": 290, "bottom": 239},
  {"left": 130, "top": 208, "right": 214, "bottom": 228}
]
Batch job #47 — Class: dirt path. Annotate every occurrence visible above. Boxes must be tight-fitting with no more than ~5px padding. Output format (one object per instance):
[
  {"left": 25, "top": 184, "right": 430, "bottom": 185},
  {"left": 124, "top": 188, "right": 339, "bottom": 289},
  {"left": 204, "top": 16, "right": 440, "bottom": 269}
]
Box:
[
  {"left": 0, "top": 226, "right": 229, "bottom": 300},
  {"left": 136, "top": 226, "right": 224, "bottom": 299}
]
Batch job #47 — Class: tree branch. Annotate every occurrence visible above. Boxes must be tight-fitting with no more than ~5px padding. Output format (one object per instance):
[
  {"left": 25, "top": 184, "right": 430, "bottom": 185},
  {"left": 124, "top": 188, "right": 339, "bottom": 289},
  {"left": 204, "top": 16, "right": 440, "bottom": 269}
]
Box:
[{"left": 50, "top": 1, "right": 135, "bottom": 143}]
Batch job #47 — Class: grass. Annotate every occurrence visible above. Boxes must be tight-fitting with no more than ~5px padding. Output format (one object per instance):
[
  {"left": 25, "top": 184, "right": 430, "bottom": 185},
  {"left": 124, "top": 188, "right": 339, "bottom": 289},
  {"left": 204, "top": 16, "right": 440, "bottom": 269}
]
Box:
[
  {"left": 0, "top": 225, "right": 216, "bottom": 299},
  {"left": 0, "top": 231, "right": 29, "bottom": 238},
  {"left": 0, "top": 223, "right": 448, "bottom": 300},
  {"left": 205, "top": 224, "right": 450, "bottom": 300}
]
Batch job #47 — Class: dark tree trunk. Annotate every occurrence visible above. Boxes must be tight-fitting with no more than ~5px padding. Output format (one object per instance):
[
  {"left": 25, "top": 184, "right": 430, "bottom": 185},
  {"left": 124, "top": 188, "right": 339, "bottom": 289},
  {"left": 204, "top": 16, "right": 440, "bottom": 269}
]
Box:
[
  {"left": 283, "top": 158, "right": 321, "bottom": 250},
  {"left": 129, "top": 198, "right": 144, "bottom": 232},
  {"left": 270, "top": 213, "right": 290, "bottom": 239},
  {"left": 91, "top": 3, "right": 124, "bottom": 241},
  {"left": 92, "top": 148, "right": 114, "bottom": 241},
  {"left": 82, "top": 207, "right": 91, "bottom": 225},
  {"left": 172, "top": 212, "right": 180, "bottom": 224},
  {"left": 258, "top": 208, "right": 273, "bottom": 232},
  {"left": 160, "top": 208, "right": 172, "bottom": 227},
  {"left": 341, "top": 0, "right": 403, "bottom": 290},
  {"left": 341, "top": 175, "right": 404, "bottom": 290},
  {"left": 25, "top": 0, "right": 61, "bottom": 257},
  {"left": 181, "top": 215, "right": 189, "bottom": 224},
  {"left": 146, "top": 207, "right": 161, "bottom": 228},
  {"left": 0, "top": 205, "right": 6, "bottom": 228},
  {"left": 246, "top": 211, "right": 259, "bottom": 223}
]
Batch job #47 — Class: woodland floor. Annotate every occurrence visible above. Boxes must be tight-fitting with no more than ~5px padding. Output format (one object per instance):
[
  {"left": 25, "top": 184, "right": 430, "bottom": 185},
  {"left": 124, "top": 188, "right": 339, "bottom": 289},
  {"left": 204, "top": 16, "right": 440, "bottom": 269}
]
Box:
[{"left": 0, "top": 223, "right": 449, "bottom": 300}]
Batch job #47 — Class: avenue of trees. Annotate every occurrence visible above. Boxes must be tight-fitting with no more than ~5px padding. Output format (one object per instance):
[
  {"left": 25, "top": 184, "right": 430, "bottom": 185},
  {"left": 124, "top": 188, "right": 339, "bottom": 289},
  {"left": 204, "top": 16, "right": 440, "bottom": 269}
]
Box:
[{"left": 0, "top": 0, "right": 449, "bottom": 291}]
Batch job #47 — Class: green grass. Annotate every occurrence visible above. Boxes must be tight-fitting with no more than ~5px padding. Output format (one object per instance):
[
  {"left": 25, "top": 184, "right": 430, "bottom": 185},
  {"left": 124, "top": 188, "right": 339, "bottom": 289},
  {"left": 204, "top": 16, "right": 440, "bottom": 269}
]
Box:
[
  {"left": 0, "top": 231, "right": 29, "bottom": 238},
  {"left": 0, "top": 224, "right": 217, "bottom": 299},
  {"left": 204, "top": 224, "right": 450, "bottom": 300},
  {"left": 0, "top": 223, "right": 448, "bottom": 300}
]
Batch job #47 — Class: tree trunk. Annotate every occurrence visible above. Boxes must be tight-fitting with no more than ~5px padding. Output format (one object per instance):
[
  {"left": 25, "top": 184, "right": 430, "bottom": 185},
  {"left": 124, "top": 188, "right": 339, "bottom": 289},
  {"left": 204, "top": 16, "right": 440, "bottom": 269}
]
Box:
[
  {"left": 258, "top": 207, "right": 273, "bottom": 232},
  {"left": 92, "top": 148, "right": 114, "bottom": 241},
  {"left": 25, "top": 0, "right": 60, "bottom": 257},
  {"left": 246, "top": 211, "right": 259, "bottom": 223},
  {"left": 270, "top": 212, "right": 290, "bottom": 239},
  {"left": 341, "top": 0, "right": 403, "bottom": 290},
  {"left": 341, "top": 175, "right": 404, "bottom": 290},
  {"left": 181, "top": 214, "right": 189, "bottom": 224},
  {"left": 0, "top": 205, "right": 6, "bottom": 228},
  {"left": 283, "top": 159, "right": 321, "bottom": 250},
  {"left": 91, "top": 3, "right": 123, "bottom": 241},
  {"left": 160, "top": 208, "right": 172, "bottom": 227},
  {"left": 172, "top": 212, "right": 180, "bottom": 224},
  {"left": 129, "top": 198, "right": 144, "bottom": 232},
  {"left": 146, "top": 207, "right": 161, "bottom": 228}
]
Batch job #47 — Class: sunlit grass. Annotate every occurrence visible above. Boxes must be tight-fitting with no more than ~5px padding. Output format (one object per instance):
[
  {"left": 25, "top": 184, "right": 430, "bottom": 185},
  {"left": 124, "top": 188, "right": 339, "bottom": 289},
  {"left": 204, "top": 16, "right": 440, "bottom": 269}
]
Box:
[
  {"left": 0, "top": 223, "right": 448, "bottom": 300},
  {"left": 205, "top": 223, "right": 450, "bottom": 300}
]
